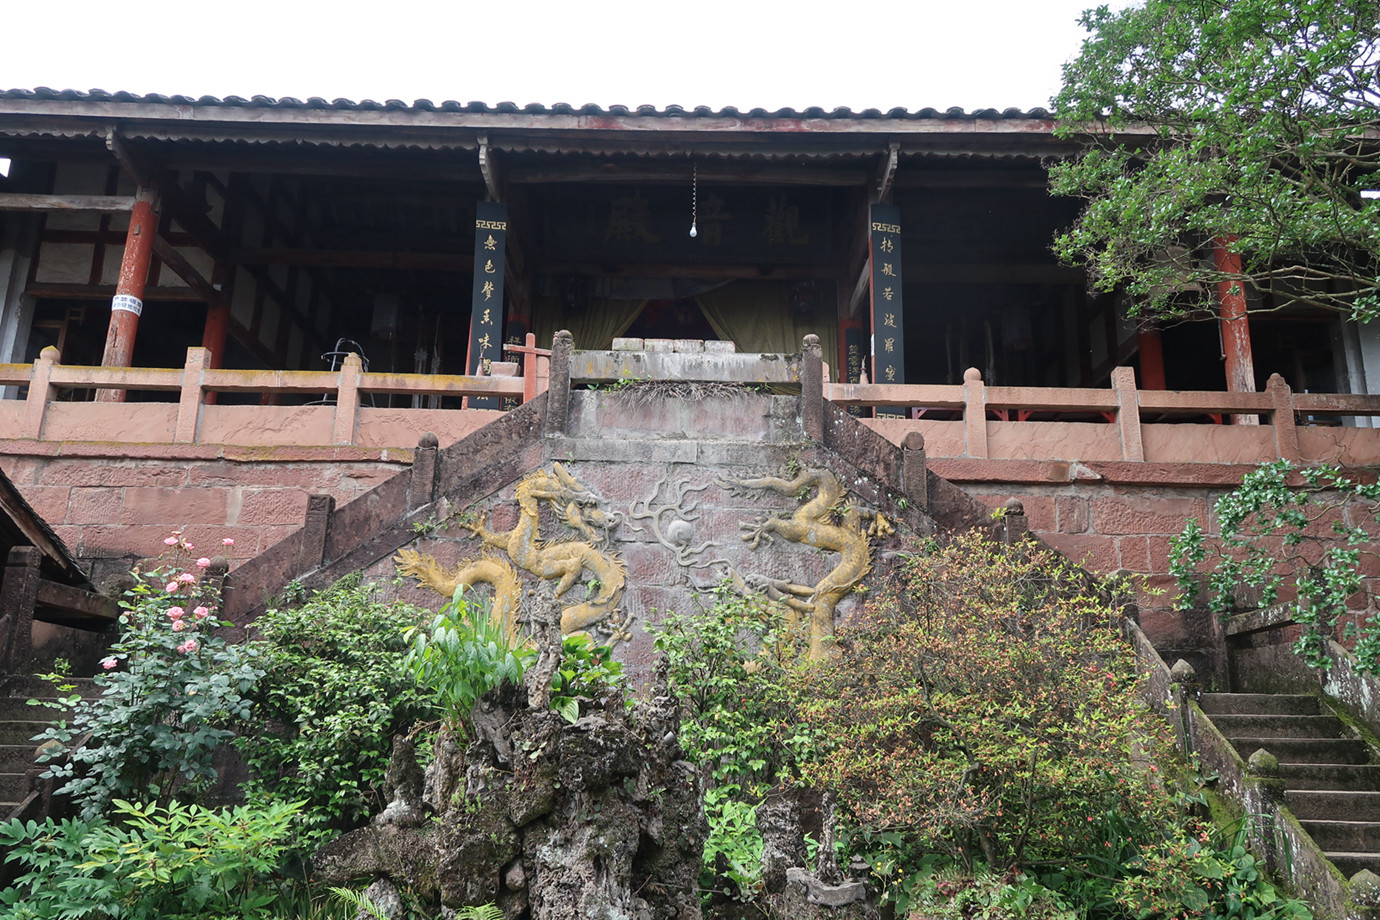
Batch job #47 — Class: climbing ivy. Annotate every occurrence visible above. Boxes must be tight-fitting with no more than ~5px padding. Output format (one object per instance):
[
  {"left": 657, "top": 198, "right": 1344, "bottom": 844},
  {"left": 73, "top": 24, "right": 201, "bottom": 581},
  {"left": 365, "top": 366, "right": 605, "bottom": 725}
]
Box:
[{"left": 1170, "top": 460, "right": 1380, "bottom": 673}]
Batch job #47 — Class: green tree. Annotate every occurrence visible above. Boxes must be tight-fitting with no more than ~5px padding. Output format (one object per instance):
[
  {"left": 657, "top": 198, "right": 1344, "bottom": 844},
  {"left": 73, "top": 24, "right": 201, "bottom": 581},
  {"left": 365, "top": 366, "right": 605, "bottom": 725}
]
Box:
[{"left": 1051, "top": 0, "right": 1380, "bottom": 321}]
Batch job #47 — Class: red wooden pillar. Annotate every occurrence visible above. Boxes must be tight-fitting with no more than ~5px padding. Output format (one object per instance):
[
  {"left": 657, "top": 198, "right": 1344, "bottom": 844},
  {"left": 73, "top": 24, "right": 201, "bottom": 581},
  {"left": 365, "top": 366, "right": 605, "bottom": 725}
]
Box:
[
  {"left": 96, "top": 187, "right": 158, "bottom": 402},
  {"left": 201, "top": 301, "right": 230, "bottom": 406},
  {"left": 1137, "top": 328, "right": 1167, "bottom": 390},
  {"left": 1214, "top": 236, "right": 1258, "bottom": 424}
]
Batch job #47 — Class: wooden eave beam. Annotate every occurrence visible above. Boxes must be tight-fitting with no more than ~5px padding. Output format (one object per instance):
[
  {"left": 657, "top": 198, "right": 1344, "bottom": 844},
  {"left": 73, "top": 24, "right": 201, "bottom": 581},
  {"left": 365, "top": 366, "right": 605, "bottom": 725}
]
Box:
[
  {"left": 234, "top": 247, "right": 471, "bottom": 271},
  {"left": 506, "top": 162, "right": 869, "bottom": 186},
  {"left": 0, "top": 193, "right": 136, "bottom": 212},
  {"left": 36, "top": 579, "right": 120, "bottom": 624},
  {"left": 875, "top": 142, "right": 900, "bottom": 202},
  {"left": 151, "top": 235, "right": 222, "bottom": 303},
  {"left": 905, "top": 263, "right": 1087, "bottom": 284},
  {"left": 541, "top": 260, "right": 839, "bottom": 281}
]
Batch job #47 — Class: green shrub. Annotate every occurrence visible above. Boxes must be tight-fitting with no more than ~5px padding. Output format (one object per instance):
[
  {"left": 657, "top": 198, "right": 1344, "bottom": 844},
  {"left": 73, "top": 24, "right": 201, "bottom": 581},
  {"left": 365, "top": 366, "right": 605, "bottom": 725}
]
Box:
[
  {"left": 0, "top": 798, "right": 303, "bottom": 919},
  {"left": 239, "top": 574, "right": 438, "bottom": 842},
  {"left": 653, "top": 590, "right": 819, "bottom": 901},
  {"left": 798, "top": 531, "right": 1167, "bottom": 875},
  {"left": 549, "top": 633, "right": 627, "bottom": 723},
  {"left": 33, "top": 535, "right": 263, "bottom": 820},
  {"left": 403, "top": 588, "right": 535, "bottom": 734}
]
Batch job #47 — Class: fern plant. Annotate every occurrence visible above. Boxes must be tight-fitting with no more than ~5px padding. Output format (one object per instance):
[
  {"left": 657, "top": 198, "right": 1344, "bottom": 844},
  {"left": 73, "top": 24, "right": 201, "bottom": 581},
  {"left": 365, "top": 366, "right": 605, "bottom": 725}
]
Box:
[{"left": 331, "top": 887, "right": 501, "bottom": 920}]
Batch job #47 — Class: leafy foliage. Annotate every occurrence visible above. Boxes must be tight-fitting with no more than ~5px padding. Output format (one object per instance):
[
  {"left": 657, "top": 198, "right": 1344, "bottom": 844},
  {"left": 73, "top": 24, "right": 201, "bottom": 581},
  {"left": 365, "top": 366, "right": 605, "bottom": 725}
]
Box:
[
  {"left": 0, "top": 798, "right": 303, "bottom": 919},
  {"left": 33, "top": 537, "right": 263, "bottom": 820},
  {"left": 239, "top": 574, "right": 438, "bottom": 842},
  {"left": 1171, "top": 460, "right": 1380, "bottom": 673},
  {"left": 798, "top": 532, "right": 1164, "bottom": 872},
  {"left": 1052, "top": 0, "right": 1380, "bottom": 321},
  {"left": 653, "top": 590, "right": 819, "bottom": 901},
  {"left": 549, "top": 633, "right": 627, "bottom": 724},
  {"left": 403, "top": 588, "right": 535, "bottom": 733}
]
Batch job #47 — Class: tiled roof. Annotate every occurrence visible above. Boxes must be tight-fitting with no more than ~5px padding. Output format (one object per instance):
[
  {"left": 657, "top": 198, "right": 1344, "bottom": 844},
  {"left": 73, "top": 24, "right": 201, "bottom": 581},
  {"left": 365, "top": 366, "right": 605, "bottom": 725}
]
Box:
[{"left": 0, "top": 87, "right": 1054, "bottom": 121}]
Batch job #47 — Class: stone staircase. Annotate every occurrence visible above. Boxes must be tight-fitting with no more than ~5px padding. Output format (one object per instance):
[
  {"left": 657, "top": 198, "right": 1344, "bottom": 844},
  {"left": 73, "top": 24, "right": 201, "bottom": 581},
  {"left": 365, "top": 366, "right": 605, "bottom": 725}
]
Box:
[
  {"left": 0, "top": 679, "right": 91, "bottom": 819},
  {"left": 1202, "top": 692, "right": 1380, "bottom": 877}
]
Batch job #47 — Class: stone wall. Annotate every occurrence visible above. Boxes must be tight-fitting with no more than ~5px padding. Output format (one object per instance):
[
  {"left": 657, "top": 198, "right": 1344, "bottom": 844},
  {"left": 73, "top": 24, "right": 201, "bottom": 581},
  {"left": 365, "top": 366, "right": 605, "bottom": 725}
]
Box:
[{"left": 0, "top": 444, "right": 409, "bottom": 589}]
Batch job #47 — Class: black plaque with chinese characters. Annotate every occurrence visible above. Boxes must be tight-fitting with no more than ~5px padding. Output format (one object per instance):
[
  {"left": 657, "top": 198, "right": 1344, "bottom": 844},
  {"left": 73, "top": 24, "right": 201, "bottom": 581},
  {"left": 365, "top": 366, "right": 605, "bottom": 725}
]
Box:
[
  {"left": 467, "top": 202, "right": 507, "bottom": 409},
  {"left": 869, "top": 203, "right": 905, "bottom": 418}
]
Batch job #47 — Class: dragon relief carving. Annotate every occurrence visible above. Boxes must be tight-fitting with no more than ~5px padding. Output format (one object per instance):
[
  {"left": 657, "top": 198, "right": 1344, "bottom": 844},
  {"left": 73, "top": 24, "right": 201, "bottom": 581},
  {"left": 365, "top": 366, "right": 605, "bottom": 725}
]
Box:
[
  {"left": 715, "top": 467, "right": 893, "bottom": 660},
  {"left": 395, "top": 463, "right": 630, "bottom": 644}
]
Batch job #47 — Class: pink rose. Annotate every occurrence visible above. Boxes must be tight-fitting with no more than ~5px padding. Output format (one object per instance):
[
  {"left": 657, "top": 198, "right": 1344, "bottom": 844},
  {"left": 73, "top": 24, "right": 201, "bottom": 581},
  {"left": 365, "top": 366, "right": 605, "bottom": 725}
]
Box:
[
  {"left": 177, "top": 639, "right": 199, "bottom": 654},
  {"left": 172, "top": 620, "right": 187, "bottom": 632},
  {"left": 222, "top": 538, "right": 235, "bottom": 546},
  {"left": 165, "top": 581, "right": 180, "bottom": 593},
  {"left": 184, "top": 544, "right": 194, "bottom": 551},
  {"left": 196, "top": 558, "right": 211, "bottom": 568},
  {"left": 163, "top": 536, "right": 179, "bottom": 546},
  {"left": 193, "top": 606, "right": 210, "bottom": 619},
  {"left": 101, "top": 657, "right": 117, "bottom": 670},
  {"left": 178, "top": 572, "right": 196, "bottom": 584},
  {"left": 167, "top": 607, "right": 184, "bottom": 620}
]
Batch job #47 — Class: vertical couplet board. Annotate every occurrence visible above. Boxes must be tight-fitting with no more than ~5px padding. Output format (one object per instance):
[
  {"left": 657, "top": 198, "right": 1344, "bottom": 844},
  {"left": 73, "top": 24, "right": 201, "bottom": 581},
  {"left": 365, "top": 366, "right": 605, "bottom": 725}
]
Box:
[
  {"left": 869, "top": 204, "right": 905, "bottom": 418},
  {"left": 467, "top": 202, "right": 508, "bottom": 409}
]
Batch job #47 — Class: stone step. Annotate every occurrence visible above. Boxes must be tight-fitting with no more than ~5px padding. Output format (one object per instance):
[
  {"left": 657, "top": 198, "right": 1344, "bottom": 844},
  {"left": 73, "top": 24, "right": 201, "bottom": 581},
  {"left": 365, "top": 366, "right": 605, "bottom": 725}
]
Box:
[
  {"left": 0, "top": 721, "right": 56, "bottom": 746},
  {"left": 0, "top": 745, "right": 43, "bottom": 774},
  {"left": 1299, "top": 820, "right": 1380, "bottom": 852},
  {"left": 1210, "top": 714, "right": 1346, "bottom": 739},
  {"left": 1227, "top": 737, "right": 1371, "bottom": 765},
  {"left": 1326, "top": 851, "right": 1380, "bottom": 880},
  {"left": 0, "top": 772, "right": 27, "bottom": 802},
  {"left": 1288, "top": 790, "right": 1380, "bottom": 822},
  {"left": 1200, "top": 693, "right": 1322, "bottom": 716},
  {"left": 1279, "top": 763, "right": 1380, "bottom": 791}
]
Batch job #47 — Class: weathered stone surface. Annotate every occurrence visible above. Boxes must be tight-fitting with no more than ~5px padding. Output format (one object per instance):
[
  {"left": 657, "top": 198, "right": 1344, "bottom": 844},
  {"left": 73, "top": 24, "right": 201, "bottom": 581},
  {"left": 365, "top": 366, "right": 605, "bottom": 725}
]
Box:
[
  {"left": 358, "top": 878, "right": 406, "bottom": 920},
  {"left": 312, "top": 824, "right": 442, "bottom": 901},
  {"left": 768, "top": 867, "right": 877, "bottom": 920},
  {"left": 318, "top": 636, "right": 705, "bottom": 920},
  {"left": 756, "top": 793, "right": 806, "bottom": 893}
]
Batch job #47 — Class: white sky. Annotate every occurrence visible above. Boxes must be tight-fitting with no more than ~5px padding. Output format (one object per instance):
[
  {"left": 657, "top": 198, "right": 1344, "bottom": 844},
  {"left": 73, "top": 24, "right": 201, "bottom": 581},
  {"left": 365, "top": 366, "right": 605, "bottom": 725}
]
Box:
[{"left": 1, "top": 0, "right": 1108, "bottom": 113}]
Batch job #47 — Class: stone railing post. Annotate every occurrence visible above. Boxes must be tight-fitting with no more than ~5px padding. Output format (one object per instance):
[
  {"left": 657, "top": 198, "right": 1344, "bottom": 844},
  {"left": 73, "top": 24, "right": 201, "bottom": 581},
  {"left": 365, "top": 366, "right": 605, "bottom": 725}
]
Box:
[
  {"left": 1000, "top": 498, "right": 1027, "bottom": 545},
  {"left": 0, "top": 547, "right": 41, "bottom": 672},
  {"left": 901, "top": 431, "right": 928, "bottom": 512},
  {"left": 962, "top": 367, "right": 988, "bottom": 459},
  {"left": 332, "top": 353, "right": 362, "bottom": 445},
  {"left": 801, "top": 334, "right": 824, "bottom": 442},
  {"left": 22, "top": 347, "right": 57, "bottom": 440},
  {"left": 410, "top": 432, "right": 439, "bottom": 509},
  {"left": 544, "top": 330, "right": 573, "bottom": 438},
  {"left": 174, "top": 347, "right": 211, "bottom": 443},
  {"left": 522, "top": 333, "right": 539, "bottom": 403},
  {"left": 1267, "top": 373, "right": 1301, "bottom": 462},
  {"left": 300, "top": 494, "right": 335, "bottom": 570},
  {"left": 1111, "top": 366, "right": 1145, "bottom": 462}
]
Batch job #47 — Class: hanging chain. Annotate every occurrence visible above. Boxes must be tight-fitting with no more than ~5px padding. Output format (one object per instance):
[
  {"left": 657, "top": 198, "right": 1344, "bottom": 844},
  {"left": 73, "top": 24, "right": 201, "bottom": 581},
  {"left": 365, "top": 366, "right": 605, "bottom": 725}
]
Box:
[{"left": 689, "top": 161, "right": 698, "bottom": 238}]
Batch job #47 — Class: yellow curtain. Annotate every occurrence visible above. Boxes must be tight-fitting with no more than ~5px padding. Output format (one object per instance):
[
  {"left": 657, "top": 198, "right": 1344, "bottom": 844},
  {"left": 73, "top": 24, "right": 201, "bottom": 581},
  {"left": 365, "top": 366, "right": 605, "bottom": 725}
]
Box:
[
  {"left": 695, "top": 281, "right": 838, "bottom": 367},
  {"left": 532, "top": 296, "right": 647, "bottom": 351}
]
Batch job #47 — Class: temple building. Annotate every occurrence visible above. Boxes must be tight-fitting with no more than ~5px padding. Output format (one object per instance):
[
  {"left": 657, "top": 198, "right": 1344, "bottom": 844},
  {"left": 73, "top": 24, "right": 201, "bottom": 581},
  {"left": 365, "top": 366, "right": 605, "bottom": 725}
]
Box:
[{"left": 2, "top": 88, "right": 1379, "bottom": 672}]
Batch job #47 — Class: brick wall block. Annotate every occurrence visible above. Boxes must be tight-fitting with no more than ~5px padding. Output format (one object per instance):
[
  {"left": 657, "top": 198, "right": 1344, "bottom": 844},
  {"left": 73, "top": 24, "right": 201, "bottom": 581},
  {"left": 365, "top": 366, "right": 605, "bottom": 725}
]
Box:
[
  {"left": 0, "top": 457, "right": 41, "bottom": 485},
  {"left": 1055, "top": 496, "right": 1089, "bottom": 533},
  {"left": 20, "top": 484, "right": 70, "bottom": 524},
  {"left": 67, "top": 487, "right": 124, "bottom": 526},
  {"left": 1041, "top": 533, "right": 1120, "bottom": 574},
  {"left": 123, "top": 487, "right": 230, "bottom": 526},
  {"left": 1117, "top": 536, "right": 1150, "bottom": 573},
  {"left": 40, "top": 460, "right": 187, "bottom": 488},
  {"left": 1091, "top": 495, "right": 1207, "bottom": 536},
  {"left": 238, "top": 490, "right": 310, "bottom": 526},
  {"left": 78, "top": 524, "right": 190, "bottom": 560}
]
